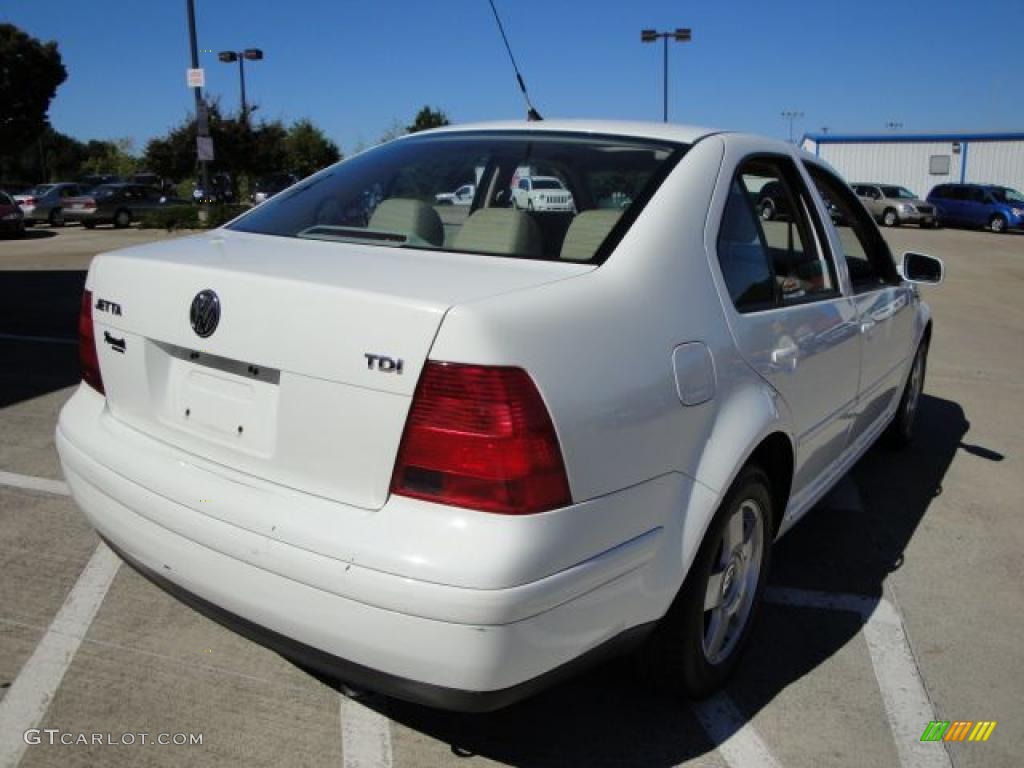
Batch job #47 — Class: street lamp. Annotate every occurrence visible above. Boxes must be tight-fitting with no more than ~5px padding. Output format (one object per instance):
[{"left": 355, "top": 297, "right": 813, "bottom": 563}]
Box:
[
  {"left": 781, "top": 110, "right": 804, "bottom": 143},
  {"left": 218, "top": 48, "right": 263, "bottom": 121},
  {"left": 640, "top": 28, "right": 692, "bottom": 123}
]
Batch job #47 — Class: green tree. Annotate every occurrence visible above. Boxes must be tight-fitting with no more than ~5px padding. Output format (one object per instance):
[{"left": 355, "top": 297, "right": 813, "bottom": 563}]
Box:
[
  {"left": 80, "top": 138, "right": 140, "bottom": 178},
  {"left": 407, "top": 106, "right": 450, "bottom": 134},
  {"left": 0, "top": 24, "right": 67, "bottom": 158},
  {"left": 286, "top": 119, "right": 341, "bottom": 177}
]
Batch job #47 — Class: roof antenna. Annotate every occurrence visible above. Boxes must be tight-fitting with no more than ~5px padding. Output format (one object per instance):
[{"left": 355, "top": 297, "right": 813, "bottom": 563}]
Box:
[{"left": 487, "top": 0, "right": 542, "bottom": 121}]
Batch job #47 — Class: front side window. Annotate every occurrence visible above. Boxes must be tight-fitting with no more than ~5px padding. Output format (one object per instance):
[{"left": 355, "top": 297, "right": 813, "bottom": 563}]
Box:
[
  {"left": 230, "top": 132, "right": 684, "bottom": 263},
  {"left": 716, "top": 156, "right": 838, "bottom": 313},
  {"left": 804, "top": 162, "right": 899, "bottom": 293}
]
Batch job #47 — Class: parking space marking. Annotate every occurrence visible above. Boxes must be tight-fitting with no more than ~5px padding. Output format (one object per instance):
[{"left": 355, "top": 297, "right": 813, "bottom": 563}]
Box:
[
  {"left": 0, "top": 542, "right": 120, "bottom": 767},
  {"left": 0, "top": 333, "right": 77, "bottom": 346},
  {"left": 0, "top": 470, "right": 70, "bottom": 496},
  {"left": 766, "top": 588, "right": 951, "bottom": 768},
  {"left": 692, "top": 693, "right": 782, "bottom": 768},
  {"left": 340, "top": 694, "right": 393, "bottom": 768}
]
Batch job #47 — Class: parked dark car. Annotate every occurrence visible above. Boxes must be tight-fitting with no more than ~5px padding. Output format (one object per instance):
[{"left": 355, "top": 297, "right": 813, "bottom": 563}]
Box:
[
  {"left": 252, "top": 173, "right": 299, "bottom": 204},
  {"left": 78, "top": 174, "right": 123, "bottom": 193},
  {"left": 63, "top": 184, "right": 190, "bottom": 228},
  {"left": 0, "top": 191, "right": 26, "bottom": 237},
  {"left": 192, "top": 172, "right": 236, "bottom": 204},
  {"left": 927, "top": 183, "right": 1024, "bottom": 233}
]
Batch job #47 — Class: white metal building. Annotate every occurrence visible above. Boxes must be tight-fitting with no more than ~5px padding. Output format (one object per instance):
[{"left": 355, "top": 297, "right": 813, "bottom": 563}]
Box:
[{"left": 800, "top": 132, "right": 1024, "bottom": 198}]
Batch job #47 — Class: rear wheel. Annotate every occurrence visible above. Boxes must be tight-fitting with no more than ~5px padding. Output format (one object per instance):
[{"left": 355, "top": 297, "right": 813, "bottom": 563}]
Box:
[
  {"left": 884, "top": 339, "right": 928, "bottom": 448},
  {"left": 641, "top": 465, "right": 774, "bottom": 698},
  {"left": 49, "top": 208, "right": 64, "bottom": 227},
  {"left": 990, "top": 215, "right": 1007, "bottom": 234},
  {"left": 113, "top": 209, "right": 131, "bottom": 228},
  {"left": 883, "top": 208, "right": 898, "bottom": 227}
]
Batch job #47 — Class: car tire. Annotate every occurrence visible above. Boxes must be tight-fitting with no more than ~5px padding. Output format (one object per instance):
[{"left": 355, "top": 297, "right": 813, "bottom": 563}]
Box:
[
  {"left": 990, "top": 215, "right": 1007, "bottom": 234},
  {"left": 883, "top": 208, "right": 899, "bottom": 227},
  {"left": 49, "top": 208, "right": 65, "bottom": 227},
  {"left": 82, "top": 221, "right": 96, "bottom": 229},
  {"left": 884, "top": 338, "right": 928, "bottom": 448},
  {"left": 759, "top": 199, "right": 775, "bottom": 221},
  {"left": 640, "top": 464, "right": 774, "bottom": 698},
  {"left": 113, "top": 209, "right": 131, "bottom": 229}
]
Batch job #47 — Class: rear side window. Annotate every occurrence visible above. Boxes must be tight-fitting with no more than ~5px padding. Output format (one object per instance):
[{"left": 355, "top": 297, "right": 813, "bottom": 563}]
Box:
[
  {"left": 230, "top": 132, "right": 685, "bottom": 264},
  {"left": 717, "top": 155, "right": 838, "bottom": 312},
  {"left": 804, "top": 162, "right": 899, "bottom": 293}
]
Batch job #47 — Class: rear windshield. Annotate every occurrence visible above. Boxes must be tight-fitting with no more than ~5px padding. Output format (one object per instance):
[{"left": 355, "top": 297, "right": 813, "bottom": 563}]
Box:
[{"left": 229, "top": 131, "right": 685, "bottom": 263}]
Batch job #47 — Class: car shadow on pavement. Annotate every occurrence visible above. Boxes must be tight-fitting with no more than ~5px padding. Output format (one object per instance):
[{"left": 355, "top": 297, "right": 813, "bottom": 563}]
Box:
[
  {"left": 321, "top": 394, "right": 973, "bottom": 767},
  {"left": 14, "top": 228, "right": 59, "bottom": 239},
  {"left": 0, "top": 270, "right": 85, "bottom": 408}
]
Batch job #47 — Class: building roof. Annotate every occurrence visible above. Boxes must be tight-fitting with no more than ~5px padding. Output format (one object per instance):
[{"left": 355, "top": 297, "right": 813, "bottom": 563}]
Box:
[{"left": 802, "top": 131, "right": 1024, "bottom": 145}]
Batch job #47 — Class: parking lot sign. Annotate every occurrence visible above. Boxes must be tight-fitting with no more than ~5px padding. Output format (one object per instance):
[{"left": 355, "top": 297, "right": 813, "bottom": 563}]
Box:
[{"left": 187, "top": 68, "right": 205, "bottom": 88}]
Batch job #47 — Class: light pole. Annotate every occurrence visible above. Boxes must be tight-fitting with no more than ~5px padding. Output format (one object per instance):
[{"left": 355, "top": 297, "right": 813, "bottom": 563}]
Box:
[
  {"left": 781, "top": 110, "right": 804, "bottom": 143},
  {"left": 218, "top": 48, "right": 263, "bottom": 122},
  {"left": 641, "top": 28, "right": 692, "bottom": 123},
  {"left": 186, "top": 0, "right": 210, "bottom": 215}
]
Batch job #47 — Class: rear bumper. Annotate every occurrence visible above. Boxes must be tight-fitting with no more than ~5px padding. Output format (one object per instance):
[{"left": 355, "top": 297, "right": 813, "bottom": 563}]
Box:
[{"left": 57, "top": 385, "right": 695, "bottom": 708}]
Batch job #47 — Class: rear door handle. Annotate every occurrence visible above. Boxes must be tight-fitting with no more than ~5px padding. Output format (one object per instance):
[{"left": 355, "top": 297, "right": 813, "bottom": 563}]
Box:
[
  {"left": 771, "top": 340, "right": 799, "bottom": 367},
  {"left": 860, "top": 319, "right": 877, "bottom": 336}
]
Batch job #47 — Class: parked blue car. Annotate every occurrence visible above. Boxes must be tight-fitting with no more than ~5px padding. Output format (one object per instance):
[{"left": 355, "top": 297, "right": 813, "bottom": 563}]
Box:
[{"left": 927, "top": 183, "right": 1024, "bottom": 233}]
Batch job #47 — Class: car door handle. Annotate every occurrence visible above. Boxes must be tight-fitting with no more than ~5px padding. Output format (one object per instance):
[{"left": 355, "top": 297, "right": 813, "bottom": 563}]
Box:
[
  {"left": 771, "top": 340, "right": 799, "bottom": 367},
  {"left": 860, "top": 319, "right": 877, "bottom": 336}
]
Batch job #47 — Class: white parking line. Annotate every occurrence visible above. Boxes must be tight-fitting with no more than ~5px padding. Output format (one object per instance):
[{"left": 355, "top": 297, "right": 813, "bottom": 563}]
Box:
[
  {"left": 340, "top": 694, "right": 393, "bottom": 768},
  {"left": 0, "top": 542, "right": 121, "bottom": 767},
  {"left": 0, "top": 470, "right": 70, "bottom": 496},
  {"left": 766, "top": 587, "right": 951, "bottom": 768},
  {"left": 0, "top": 333, "right": 77, "bottom": 346},
  {"left": 691, "top": 693, "right": 783, "bottom": 768}
]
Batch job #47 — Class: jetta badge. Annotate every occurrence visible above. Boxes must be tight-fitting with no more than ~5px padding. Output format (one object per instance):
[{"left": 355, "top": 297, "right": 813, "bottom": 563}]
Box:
[{"left": 190, "top": 289, "right": 221, "bottom": 338}]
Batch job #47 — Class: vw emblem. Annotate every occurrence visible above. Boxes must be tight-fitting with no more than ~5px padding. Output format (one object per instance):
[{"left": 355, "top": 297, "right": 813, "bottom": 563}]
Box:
[{"left": 190, "top": 290, "right": 221, "bottom": 338}]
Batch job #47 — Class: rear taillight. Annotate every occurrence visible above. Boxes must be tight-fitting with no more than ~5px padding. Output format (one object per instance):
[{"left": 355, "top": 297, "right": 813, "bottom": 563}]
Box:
[
  {"left": 78, "top": 290, "right": 104, "bottom": 394},
  {"left": 390, "top": 362, "right": 571, "bottom": 515},
  {"left": 23, "top": 197, "right": 36, "bottom": 206}
]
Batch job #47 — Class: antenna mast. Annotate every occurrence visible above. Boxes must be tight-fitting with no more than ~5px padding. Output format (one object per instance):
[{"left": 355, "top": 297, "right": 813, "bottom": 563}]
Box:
[{"left": 487, "top": 0, "right": 542, "bottom": 121}]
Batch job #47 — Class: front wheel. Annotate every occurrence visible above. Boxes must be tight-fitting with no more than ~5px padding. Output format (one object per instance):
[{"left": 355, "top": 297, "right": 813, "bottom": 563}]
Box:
[
  {"left": 113, "top": 209, "right": 131, "bottom": 229},
  {"left": 884, "top": 339, "right": 928, "bottom": 448},
  {"left": 759, "top": 199, "right": 775, "bottom": 221},
  {"left": 883, "top": 208, "right": 899, "bottom": 227},
  {"left": 641, "top": 465, "right": 774, "bottom": 698},
  {"left": 990, "top": 215, "right": 1007, "bottom": 234}
]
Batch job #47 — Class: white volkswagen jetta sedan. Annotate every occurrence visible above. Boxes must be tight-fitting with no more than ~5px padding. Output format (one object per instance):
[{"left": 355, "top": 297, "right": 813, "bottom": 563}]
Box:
[{"left": 58, "top": 120, "right": 942, "bottom": 711}]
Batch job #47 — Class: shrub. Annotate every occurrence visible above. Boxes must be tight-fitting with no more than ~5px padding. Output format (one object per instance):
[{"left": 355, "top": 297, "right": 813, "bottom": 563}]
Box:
[{"left": 137, "top": 203, "right": 250, "bottom": 231}]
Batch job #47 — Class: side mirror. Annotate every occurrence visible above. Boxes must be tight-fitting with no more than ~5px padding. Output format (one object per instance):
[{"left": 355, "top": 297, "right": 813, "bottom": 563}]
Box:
[{"left": 902, "top": 252, "right": 944, "bottom": 285}]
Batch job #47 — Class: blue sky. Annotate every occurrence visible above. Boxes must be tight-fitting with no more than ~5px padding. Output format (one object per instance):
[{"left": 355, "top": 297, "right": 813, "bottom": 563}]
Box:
[{"left": 2, "top": 0, "right": 1019, "bottom": 156}]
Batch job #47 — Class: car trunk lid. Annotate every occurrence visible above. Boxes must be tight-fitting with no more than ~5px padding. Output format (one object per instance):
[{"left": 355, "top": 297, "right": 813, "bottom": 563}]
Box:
[{"left": 87, "top": 229, "right": 591, "bottom": 509}]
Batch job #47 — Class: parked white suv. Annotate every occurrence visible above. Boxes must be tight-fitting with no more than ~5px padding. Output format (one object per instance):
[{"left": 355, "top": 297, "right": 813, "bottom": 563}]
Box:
[
  {"left": 58, "top": 120, "right": 942, "bottom": 712},
  {"left": 511, "top": 174, "right": 575, "bottom": 211}
]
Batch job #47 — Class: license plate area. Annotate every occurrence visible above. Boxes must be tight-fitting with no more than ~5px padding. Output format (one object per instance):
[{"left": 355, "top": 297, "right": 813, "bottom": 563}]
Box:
[{"left": 159, "top": 345, "right": 280, "bottom": 457}]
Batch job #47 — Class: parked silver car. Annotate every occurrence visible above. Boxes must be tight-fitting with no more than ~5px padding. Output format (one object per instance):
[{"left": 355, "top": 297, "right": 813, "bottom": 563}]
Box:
[
  {"left": 851, "top": 183, "right": 938, "bottom": 228},
  {"left": 14, "top": 182, "right": 85, "bottom": 226}
]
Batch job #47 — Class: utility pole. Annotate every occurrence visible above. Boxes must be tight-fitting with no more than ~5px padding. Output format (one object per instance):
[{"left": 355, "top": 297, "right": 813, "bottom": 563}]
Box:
[{"left": 186, "top": 0, "right": 210, "bottom": 215}]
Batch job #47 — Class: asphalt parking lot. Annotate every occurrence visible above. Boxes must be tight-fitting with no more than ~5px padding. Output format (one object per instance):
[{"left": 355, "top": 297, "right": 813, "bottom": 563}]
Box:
[{"left": 0, "top": 225, "right": 1021, "bottom": 767}]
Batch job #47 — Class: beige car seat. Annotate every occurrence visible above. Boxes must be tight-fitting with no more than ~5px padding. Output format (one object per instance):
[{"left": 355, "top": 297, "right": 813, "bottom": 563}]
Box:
[
  {"left": 559, "top": 210, "right": 622, "bottom": 261},
  {"left": 452, "top": 208, "right": 543, "bottom": 257},
  {"left": 368, "top": 198, "right": 444, "bottom": 247}
]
